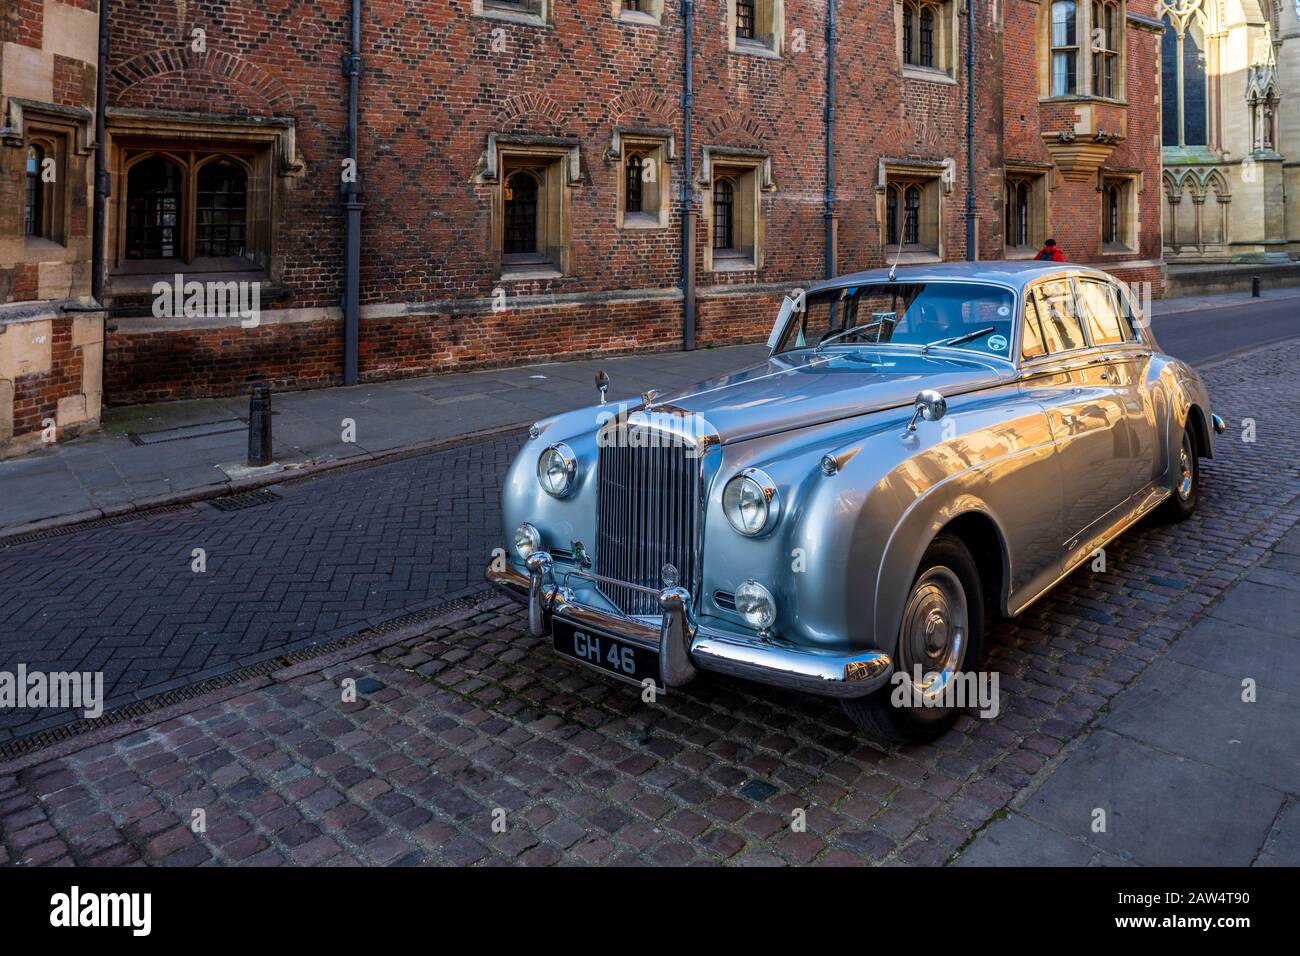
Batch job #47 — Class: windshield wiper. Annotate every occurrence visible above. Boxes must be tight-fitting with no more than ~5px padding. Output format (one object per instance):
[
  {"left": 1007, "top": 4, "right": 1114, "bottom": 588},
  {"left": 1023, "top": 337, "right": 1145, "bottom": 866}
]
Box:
[
  {"left": 921, "top": 326, "right": 995, "bottom": 355},
  {"left": 814, "top": 313, "right": 897, "bottom": 353}
]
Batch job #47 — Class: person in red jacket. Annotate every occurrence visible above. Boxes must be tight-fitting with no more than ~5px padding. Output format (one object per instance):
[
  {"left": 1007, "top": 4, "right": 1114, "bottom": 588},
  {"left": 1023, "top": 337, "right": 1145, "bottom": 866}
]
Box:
[{"left": 1035, "top": 238, "right": 1065, "bottom": 262}]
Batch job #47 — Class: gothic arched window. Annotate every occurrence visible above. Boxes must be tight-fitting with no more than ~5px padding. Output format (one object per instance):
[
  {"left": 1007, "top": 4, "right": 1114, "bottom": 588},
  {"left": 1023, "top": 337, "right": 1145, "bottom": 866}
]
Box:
[
  {"left": 195, "top": 158, "right": 248, "bottom": 258},
  {"left": 713, "top": 178, "right": 735, "bottom": 250},
  {"left": 25, "top": 144, "right": 43, "bottom": 238},
  {"left": 919, "top": 7, "right": 934, "bottom": 67},
  {"left": 503, "top": 171, "right": 539, "bottom": 254},
  {"left": 126, "top": 155, "right": 183, "bottom": 259},
  {"left": 735, "top": 0, "right": 756, "bottom": 40},
  {"left": 903, "top": 185, "right": 921, "bottom": 245},
  {"left": 1161, "top": 8, "right": 1208, "bottom": 147},
  {"left": 625, "top": 153, "right": 644, "bottom": 214}
]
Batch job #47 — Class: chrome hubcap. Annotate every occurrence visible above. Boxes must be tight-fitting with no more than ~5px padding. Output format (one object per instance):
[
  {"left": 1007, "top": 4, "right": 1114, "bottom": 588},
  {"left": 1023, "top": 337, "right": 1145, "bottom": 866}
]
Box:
[
  {"left": 1176, "top": 433, "right": 1194, "bottom": 501},
  {"left": 898, "top": 567, "right": 967, "bottom": 712}
]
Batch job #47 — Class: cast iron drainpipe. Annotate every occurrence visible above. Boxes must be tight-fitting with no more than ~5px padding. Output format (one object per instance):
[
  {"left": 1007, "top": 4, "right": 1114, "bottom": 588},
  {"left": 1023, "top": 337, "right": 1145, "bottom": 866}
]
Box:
[
  {"left": 964, "top": 0, "right": 976, "bottom": 261},
  {"left": 824, "top": 0, "right": 837, "bottom": 279},
  {"left": 342, "top": 0, "right": 364, "bottom": 385},
  {"left": 680, "top": 0, "right": 696, "bottom": 351},
  {"left": 92, "top": 0, "right": 108, "bottom": 306}
]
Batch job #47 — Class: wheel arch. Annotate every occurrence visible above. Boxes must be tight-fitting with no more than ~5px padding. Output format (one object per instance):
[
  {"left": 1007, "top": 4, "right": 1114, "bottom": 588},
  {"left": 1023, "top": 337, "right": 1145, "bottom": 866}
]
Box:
[
  {"left": 873, "top": 494, "right": 1014, "bottom": 658},
  {"left": 1185, "top": 402, "right": 1214, "bottom": 460}
]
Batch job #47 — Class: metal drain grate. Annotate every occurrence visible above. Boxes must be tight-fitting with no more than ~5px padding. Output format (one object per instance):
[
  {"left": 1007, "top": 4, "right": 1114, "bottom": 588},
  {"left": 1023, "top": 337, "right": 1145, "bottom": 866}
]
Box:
[
  {"left": 208, "top": 488, "right": 283, "bottom": 512},
  {"left": 367, "top": 590, "right": 490, "bottom": 634},
  {"left": 0, "top": 504, "right": 195, "bottom": 549},
  {"left": 0, "top": 590, "right": 493, "bottom": 762}
]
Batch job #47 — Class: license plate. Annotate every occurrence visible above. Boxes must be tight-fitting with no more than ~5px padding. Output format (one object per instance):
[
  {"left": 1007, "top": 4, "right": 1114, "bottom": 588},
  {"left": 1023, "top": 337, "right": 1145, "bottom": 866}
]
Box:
[{"left": 552, "top": 616, "right": 662, "bottom": 691}]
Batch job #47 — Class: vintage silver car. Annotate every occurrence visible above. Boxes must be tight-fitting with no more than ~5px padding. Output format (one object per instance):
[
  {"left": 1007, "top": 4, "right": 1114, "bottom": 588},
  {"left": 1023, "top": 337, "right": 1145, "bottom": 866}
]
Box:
[{"left": 486, "top": 262, "right": 1226, "bottom": 742}]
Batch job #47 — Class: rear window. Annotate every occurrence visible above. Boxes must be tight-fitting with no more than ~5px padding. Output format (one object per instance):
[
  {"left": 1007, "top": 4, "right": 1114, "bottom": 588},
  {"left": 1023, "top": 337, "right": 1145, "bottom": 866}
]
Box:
[
  {"left": 1030, "top": 280, "right": 1086, "bottom": 352},
  {"left": 775, "top": 282, "right": 1016, "bottom": 358},
  {"left": 1077, "top": 280, "right": 1129, "bottom": 345}
]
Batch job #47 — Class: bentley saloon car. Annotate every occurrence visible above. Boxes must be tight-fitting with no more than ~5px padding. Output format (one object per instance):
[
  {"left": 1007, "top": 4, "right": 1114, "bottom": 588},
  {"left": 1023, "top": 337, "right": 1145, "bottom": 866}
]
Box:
[{"left": 487, "top": 262, "right": 1226, "bottom": 742}]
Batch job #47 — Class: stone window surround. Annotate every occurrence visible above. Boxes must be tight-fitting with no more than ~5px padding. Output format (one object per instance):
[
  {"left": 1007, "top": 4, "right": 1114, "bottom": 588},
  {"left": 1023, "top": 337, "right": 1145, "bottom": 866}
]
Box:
[
  {"left": 608, "top": 128, "right": 676, "bottom": 230},
  {"left": 1098, "top": 168, "right": 1141, "bottom": 253},
  {"left": 474, "top": 0, "right": 551, "bottom": 27},
  {"left": 104, "top": 111, "right": 303, "bottom": 282},
  {"left": 697, "top": 146, "right": 776, "bottom": 273},
  {"left": 475, "top": 133, "right": 582, "bottom": 279},
  {"left": 612, "top": 0, "right": 664, "bottom": 26},
  {"left": 726, "top": 0, "right": 785, "bottom": 58},
  {"left": 1037, "top": 0, "right": 1128, "bottom": 104},
  {"left": 4, "top": 100, "right": 96, "bottom": 253},
  {"left": 877, "top": 157, "right": 952, "bottom": 262},
  {"left": 1003, "top": 161, "right": 1054, "bottom": 258},
  {"left": 895, "top": 0, "right": 959, "bottom": 81}
]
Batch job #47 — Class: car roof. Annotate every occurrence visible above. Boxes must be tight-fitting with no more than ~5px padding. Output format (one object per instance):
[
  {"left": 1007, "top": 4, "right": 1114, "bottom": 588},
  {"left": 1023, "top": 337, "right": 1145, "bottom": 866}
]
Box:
[{"left": 806, "top": 260, "right": 1120, "bottom": 297}]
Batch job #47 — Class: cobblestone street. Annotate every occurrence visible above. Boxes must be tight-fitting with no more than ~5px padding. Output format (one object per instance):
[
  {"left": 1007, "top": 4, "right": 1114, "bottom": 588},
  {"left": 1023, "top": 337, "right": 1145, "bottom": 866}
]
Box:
[{"left": 1, "top": 339, "right": 1297, "bottom": 867}]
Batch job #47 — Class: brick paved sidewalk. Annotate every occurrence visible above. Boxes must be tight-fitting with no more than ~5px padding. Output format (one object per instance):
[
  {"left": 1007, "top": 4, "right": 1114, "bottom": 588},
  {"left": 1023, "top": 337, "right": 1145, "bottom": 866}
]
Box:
[{"left": 1, "top": 339, "right": 1297, "bottom": 867}]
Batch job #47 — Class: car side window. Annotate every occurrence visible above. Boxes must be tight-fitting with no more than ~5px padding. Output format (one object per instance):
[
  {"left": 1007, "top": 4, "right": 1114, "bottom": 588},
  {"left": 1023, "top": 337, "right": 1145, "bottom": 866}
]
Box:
[
  {"left": 1113, "top": 280, "right": 1146, "bottom": 343},
  {"left": 1032, "top": 280, "right": 1087, "bottom": 353},
  {"left": 1076, "top": 279, "right": 1129, "bottom": 346},
  {"left": 1020, "top": 295, "right": 1048, "bottom": 360}
]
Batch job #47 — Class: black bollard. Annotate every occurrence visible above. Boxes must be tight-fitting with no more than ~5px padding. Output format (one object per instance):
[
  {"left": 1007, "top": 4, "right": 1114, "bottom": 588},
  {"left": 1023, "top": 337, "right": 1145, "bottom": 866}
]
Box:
[
  {"left": 248, "top": 384, "right": 273, "bottom": 466},
  {"left": 1252, "top": 276, "right": 1261, "bottom": 298}
]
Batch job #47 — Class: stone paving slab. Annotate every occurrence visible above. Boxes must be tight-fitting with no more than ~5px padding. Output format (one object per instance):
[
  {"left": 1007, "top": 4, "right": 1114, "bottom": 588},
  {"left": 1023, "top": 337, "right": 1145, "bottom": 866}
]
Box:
[
  {"left": 1013, "top": 731, "right": 1284, "bottom": 867},
  {"left": 1100, "top": 657, "right": 1300, "bottom": 794},
  {"left": 1168, "top": 617, "right": 1300, "bottom": 698},
  {"left": 952, "top": 813, "right": 1118, "bottom": 867}
]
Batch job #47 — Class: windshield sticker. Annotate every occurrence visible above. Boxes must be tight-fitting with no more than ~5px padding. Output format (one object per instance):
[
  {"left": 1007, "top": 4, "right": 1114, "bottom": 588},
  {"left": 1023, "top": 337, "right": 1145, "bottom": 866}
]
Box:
[
  {"left": 996, "top": 305, "right": 1010, "bottom": 316},
  {"left": 988, "top": 334, "right": 1009, "bottom": 353}
]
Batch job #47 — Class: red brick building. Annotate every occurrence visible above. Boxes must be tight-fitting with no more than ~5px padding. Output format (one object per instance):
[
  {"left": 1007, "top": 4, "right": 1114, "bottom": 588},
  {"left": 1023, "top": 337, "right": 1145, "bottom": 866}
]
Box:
[{"left": 2, "top": 0, "right": 1167, "bottom": 412}]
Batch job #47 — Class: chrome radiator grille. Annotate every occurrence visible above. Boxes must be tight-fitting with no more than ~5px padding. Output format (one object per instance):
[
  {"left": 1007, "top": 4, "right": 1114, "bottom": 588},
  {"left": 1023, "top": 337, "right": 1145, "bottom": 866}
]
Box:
[{"left": 596, "top": 439, "right": 701, "bottom": 616}]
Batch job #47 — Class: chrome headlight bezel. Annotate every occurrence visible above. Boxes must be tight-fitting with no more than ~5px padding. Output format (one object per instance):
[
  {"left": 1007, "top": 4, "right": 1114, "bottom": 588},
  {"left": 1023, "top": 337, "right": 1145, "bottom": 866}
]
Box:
[
  {"left": 513, "top": 522, "right": 542, "bottom": 560},
  {"left": 721, "top": 467, "right": 780, "bottom": 537},
  {"left": 734, "top": 579, "right": 777, "bottom": 631},
  {"left": 537, "top": 443, "right": 578, "bottom": 498}
]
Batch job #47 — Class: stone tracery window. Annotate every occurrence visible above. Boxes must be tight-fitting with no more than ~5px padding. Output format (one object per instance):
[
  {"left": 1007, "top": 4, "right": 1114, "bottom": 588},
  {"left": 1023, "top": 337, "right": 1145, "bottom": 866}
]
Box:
[{"left": 1160, "top": 1, "right": 1208, "bottom": 147}]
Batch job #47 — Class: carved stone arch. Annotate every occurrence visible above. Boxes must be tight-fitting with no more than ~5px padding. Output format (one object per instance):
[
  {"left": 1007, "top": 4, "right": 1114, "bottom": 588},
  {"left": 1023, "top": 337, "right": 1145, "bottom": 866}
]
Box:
[
  {"left": 109, "top": 49, "right": 295, "bottom": 112},
  {"left": 1162, "top": 169, "right": 1184, "bottom": 203},
  {"left": 1202, "top": 167, "right": 1231, "bottom": 202},
  {"left": 1201, "top": 168, "right": 1230, "bottom": 244}
]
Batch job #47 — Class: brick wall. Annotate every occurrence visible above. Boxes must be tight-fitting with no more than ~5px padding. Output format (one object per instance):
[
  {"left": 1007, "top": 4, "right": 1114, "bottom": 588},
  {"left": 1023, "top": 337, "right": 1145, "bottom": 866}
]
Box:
[{"left": 95, "top": 1, "right": 1166, "bottom": 404}]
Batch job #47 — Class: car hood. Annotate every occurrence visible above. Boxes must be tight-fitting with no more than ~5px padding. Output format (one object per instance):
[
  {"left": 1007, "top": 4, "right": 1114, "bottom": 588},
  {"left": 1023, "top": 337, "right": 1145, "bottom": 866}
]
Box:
[{"left": 643, "top": 348, "right": 1015, "bottom": 445}]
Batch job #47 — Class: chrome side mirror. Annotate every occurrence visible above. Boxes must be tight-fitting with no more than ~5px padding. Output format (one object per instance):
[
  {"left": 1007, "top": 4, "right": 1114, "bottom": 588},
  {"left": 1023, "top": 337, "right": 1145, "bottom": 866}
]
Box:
[
  {"left": 906, "top": 389, "right": 947, "bottom": 432},
  {"left": 595, "top": 369, "right": 609, "bottom": 406}
]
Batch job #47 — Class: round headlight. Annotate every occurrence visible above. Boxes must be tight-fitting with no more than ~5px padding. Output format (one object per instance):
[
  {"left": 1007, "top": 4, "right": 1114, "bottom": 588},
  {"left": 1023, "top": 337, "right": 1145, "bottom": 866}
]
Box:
[
  {"left": 537, "top": 443, "right": 577, "bottom": 498},
  {"left": 734, "top": 580, "right": 777, "bottom": 631},
  {"left": 722, "top": 469, "right": 779, "bottom": 536},
  {"left": 513, "top": 522, "right": 541, "bottom": 560}
]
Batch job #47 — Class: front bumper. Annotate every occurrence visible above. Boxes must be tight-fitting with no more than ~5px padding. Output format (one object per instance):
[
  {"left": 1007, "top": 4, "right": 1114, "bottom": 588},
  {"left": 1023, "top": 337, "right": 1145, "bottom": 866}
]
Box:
[{"left": 486, "top": 552, "right": 892, "bottom": 699}]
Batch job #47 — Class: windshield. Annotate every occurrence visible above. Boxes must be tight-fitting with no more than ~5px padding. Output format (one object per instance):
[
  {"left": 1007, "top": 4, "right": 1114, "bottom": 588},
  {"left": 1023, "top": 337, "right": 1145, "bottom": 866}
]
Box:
[{"left": 775, "top": 282, "right": 1017, "bottom": 359}]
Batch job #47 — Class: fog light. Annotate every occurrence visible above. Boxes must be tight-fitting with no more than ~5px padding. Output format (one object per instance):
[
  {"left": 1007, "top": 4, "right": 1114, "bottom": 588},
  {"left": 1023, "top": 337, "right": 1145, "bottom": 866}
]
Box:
[
  {"left": 513, "top": 522, "right": 541, "bottom": 560},
  {"left": 734, "top": 580, "right": 776, "bottom": 631}
]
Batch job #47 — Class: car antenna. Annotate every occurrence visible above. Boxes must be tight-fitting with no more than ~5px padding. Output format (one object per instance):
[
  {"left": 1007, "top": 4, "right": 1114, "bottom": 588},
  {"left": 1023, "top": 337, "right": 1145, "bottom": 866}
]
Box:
[{"left": 887, "top": 217, "right": 907, "bottom": 281}]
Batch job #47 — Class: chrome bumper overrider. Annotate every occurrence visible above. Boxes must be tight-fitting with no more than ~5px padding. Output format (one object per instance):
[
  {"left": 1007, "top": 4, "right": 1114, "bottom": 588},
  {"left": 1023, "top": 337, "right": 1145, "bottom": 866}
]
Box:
[
  {"left": 486, "top": 552, "right": 892, "bottom": 699},
  {"left": 1212, "top": 413, "right": 1227, "bottom": 434}
]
